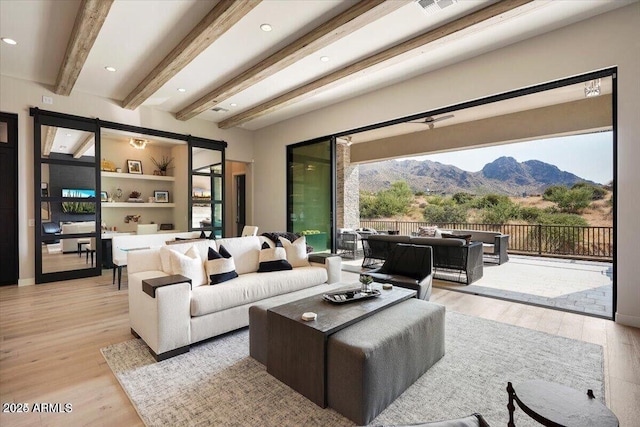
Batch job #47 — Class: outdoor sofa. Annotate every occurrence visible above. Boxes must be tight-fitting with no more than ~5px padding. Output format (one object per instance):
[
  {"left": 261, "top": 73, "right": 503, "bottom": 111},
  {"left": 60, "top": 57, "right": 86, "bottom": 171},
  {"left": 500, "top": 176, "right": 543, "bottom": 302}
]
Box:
[{"left": 362, "top": 234, "right": 483, "bottom": 285}]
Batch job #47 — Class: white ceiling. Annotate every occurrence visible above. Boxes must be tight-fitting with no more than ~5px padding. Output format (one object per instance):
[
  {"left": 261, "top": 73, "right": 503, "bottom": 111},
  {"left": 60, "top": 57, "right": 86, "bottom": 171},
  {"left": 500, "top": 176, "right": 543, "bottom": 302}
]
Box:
[{"left": 0, "top": 0, "right": 634, "bottom": 132}]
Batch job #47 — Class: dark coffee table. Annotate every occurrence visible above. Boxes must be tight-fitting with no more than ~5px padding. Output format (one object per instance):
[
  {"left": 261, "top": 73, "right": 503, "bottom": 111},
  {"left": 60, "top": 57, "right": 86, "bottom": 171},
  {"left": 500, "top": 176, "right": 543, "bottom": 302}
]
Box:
[
  {"left": 507, "top": 380, "right": 618, "bottom": 427},
  {"left": 267, "top": 284, "right": 416, "bottom": 407}
]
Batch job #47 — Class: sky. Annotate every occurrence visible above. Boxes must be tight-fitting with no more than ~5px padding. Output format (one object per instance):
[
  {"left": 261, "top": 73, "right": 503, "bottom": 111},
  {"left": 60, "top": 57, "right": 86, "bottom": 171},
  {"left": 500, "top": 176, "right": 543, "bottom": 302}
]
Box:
[{"left": 399, "top": 132, "right": 613, "bottom": 184}]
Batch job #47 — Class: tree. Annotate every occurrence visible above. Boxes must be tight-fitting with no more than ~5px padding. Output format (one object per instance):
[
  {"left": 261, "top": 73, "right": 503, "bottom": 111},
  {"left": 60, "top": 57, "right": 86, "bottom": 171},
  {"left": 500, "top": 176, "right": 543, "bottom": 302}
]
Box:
[{"left": 543, "top": 185, "right": 592, "bottom": 213}]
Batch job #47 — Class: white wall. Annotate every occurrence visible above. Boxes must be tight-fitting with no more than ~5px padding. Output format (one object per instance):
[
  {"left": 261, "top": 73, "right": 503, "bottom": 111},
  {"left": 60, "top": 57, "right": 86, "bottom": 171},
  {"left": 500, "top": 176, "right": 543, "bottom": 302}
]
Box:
[
  {"left": 253, "top": 4, "right": 640, "bottom": 327},
  {"left": 0, "top": 75, "right": 254, "bottom": 286}
]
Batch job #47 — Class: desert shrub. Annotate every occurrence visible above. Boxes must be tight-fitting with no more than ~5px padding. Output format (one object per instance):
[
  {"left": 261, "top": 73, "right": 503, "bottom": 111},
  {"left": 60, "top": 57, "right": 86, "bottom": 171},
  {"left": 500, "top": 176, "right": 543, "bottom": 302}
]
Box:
[
  {"left": 414, "top": 190, "right": 426, "bottom": 197},
  {"left": 571, "top": 182, "right": 607, "bottom": 200},
  {"left": 359, "top": 181, "right": 414, "bottom": 218},
  {"left": 543, "top": 185, "right": 566, "bottom": 200},
  {"left": 527, "top": 212, "right": 589, "bottom": 254},
  {"left": 423, "top": 204, "right": 468, "bottom": 223},
  {"left": 519, "top": 206, "right": 544, "bottom": 222},
  {"left": 469, "top": 193, "right": 510, "bottom": 209},
  {"left": 452, "top": 192, "right": 474, "bottom": 205},
  {"left": 479, "top": 200, "right": 520, "bottom": 224}
]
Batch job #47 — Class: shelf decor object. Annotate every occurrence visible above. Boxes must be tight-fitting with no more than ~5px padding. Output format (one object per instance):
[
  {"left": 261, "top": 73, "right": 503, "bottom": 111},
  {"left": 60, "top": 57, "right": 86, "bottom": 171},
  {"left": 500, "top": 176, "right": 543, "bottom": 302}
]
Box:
[
  {"left": 127, "top": 159, "right": 143, "bottom": 174},
  {"left": 154, "top": 190, "right": 169, "bottom": 203},
  {"left": 150, "top": 155, "right": 174, "bottom": 176}
]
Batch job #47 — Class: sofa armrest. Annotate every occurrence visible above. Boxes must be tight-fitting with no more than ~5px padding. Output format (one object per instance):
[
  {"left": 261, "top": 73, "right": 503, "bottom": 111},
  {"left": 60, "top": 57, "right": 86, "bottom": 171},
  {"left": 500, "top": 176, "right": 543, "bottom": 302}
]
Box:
[
  {"left": 129, "top": 271, "right": 191, "bottom": 359},
  {"left": 309, "top": 254, "right": 342, "bottom": 284},
  {"left": 494, "top": 234, "right": 510, "bottom": 264}
]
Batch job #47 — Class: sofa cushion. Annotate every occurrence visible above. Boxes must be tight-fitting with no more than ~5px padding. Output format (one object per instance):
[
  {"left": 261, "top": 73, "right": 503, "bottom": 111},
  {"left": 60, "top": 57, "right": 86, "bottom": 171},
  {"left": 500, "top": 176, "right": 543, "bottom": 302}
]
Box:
[
  {"left": 205, "top": 246, "right": 238, "bottom": 285},
  {"left": 169, "top": 246, "right": 207, "bottom": 287},
  {"left": 279, "top": 236, "right": 310, "bottom": 268},
  {"left": 258, "top": 242, "right": 292, "bottom": 272},
  {"left": 190, "top": 266, "right": 328, "bottom": 316},
  {"left": 214, "top": 236, "right": 261, "bottom": 274}
]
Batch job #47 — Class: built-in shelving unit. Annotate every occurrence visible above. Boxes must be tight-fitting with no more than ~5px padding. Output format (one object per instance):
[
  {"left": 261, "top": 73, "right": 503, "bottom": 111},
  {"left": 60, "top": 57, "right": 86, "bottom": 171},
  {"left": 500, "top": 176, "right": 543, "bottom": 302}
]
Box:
[
  {"left": 101, "top": 171, "right": 175, "bottom": 182},
  {"left": 102, "top": 202, "right": 176, "bottom": 208}
]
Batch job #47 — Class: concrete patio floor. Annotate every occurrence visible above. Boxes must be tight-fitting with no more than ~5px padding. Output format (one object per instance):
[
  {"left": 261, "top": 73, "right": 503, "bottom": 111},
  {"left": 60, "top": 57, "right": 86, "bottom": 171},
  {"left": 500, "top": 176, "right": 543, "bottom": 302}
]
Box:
[{"left": 341, "top": 254, "right": 613, "bottom": 318}]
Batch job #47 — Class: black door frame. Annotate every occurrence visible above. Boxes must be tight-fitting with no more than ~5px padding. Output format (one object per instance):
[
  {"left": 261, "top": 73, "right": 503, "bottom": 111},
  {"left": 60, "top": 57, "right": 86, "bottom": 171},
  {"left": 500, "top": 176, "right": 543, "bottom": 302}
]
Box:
[
  {"left": 0, "top": 112, "right": 19, "bottom": 285},
  {"left": 235, "top": 174, "right": 246, "bottom": 237},
  {"left": 29, "top": 108, "right": 227, "bottom": 283}
]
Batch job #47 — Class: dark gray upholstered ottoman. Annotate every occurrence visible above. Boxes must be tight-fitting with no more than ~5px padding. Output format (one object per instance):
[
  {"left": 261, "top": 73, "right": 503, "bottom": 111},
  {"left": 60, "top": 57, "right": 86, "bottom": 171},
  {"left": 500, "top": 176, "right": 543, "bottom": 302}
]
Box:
[
  {"left": 327, "top": 299, "right": 446, "bottom": 425},
  {"left": 249, "top": 283, "right": 346, "bottom": 365}
]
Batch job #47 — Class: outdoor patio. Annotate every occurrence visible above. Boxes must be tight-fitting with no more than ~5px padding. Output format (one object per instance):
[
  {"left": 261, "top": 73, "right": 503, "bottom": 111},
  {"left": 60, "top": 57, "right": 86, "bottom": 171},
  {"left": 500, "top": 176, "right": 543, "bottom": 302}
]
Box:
[{"left": 341, "top": 253, "right": 613, "bottom": 318}]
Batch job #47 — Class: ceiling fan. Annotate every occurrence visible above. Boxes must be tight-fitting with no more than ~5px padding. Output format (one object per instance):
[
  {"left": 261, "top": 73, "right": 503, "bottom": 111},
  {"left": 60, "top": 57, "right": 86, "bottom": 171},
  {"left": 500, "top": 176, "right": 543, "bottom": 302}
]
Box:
[{"left": 406, "top": 114, "right": 454, "bottom": 129}]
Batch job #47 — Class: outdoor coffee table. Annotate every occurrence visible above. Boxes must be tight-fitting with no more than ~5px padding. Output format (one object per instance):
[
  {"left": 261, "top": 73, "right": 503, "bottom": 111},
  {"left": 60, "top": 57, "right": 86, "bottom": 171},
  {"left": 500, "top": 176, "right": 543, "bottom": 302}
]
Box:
[
  {"left": 267, "top": 284, "right": 416, "bottom": 407},
  {"left": 507, "top": 380, "right": 619, "bottom": 427}
]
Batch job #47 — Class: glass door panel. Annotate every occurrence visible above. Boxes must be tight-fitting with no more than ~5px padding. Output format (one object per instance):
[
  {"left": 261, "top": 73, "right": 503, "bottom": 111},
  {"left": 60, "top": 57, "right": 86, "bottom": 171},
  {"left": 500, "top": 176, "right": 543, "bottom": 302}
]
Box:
[
  {"left": 287, "top": 139, "right": 334, "bottom": 252},
  {"left": 34, "top": 113, "right": 101, "bottom": 283},
  {"left": 189, "top": 143, "right": 224, "bottom": 236}
]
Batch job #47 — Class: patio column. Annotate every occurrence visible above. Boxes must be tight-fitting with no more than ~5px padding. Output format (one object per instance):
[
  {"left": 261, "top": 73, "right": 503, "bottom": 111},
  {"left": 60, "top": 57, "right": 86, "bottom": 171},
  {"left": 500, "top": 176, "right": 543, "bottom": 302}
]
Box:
[{"left": 336, "top": 143, "right": 359, "bottom": 229}]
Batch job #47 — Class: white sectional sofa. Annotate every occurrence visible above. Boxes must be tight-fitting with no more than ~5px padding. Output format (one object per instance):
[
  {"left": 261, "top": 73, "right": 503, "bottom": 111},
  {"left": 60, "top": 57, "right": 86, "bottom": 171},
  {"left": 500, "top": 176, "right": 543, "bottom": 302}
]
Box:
[{"left": 127, "top": 235, "right": 342, "bottom": 361}]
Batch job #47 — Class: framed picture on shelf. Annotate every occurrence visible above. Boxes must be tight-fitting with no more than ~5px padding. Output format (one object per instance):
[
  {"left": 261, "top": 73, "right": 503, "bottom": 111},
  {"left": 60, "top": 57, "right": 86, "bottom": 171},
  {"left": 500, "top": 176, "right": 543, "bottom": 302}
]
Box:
[
  {"left": 127, "top": 159, "right": 143, "bottom": 174},
  {"left": 154, "top": 190, "right": 169, "bottom": 203},
  {"left": 100, "top": 191, "right": 108, "bottom": 202}
]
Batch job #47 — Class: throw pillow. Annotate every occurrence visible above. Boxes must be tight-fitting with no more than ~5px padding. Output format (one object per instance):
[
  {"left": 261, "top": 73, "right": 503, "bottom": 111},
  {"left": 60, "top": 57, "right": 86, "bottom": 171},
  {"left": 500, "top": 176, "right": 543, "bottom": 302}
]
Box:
[
  {"left": 418, "top": 226, "right": 439, "bottom": 237},
  {"left": 258, "top": 241, "right": 292, "bottom": 272},
  {"left": 279, "top": 236, "right": 310, "bottom": 268},
  {"left": 169, "top": 246, "right": 207, "bottom": 286},
  {"left": 205, "top": 246, "right": 238, "bottom": 285}
]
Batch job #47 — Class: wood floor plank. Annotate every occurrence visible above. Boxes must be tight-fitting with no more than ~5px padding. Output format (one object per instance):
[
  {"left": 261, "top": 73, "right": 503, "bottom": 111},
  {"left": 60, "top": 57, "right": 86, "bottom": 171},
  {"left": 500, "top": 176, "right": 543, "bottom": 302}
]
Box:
[{"left": 0, "top": 272, "right": 636, "bottom": 426}]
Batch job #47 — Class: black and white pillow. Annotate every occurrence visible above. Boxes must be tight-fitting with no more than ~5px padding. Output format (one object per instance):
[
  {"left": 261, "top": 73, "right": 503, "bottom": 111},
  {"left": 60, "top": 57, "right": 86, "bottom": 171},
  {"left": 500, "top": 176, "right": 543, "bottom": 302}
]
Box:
[
  {"left": 258, "top": 241, "right": 292, "bottom": 272},
  {"left": 204, "top": 245, "right": 238, "bottom": 285}
]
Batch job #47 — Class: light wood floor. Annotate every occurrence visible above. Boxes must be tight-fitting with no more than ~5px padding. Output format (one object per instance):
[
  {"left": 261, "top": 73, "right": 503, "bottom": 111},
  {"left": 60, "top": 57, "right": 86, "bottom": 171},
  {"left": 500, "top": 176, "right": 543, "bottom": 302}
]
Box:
[{"left": 1, "top": 272, "right": 638, "bottom": 427}]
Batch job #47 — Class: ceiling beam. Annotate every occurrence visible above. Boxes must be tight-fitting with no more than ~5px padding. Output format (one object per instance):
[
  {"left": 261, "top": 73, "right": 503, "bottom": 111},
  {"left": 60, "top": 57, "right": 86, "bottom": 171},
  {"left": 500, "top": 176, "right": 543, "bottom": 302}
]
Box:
[
  {"left": 176, "top": 0, "right": 411, "bottom": 121},
  {"left": 218, "top": 0, "right": 534, "bottom": 129},
  {"left": 73, "top": 134, "right": 95, "bottom": 159},
  {"left": 42, "top": 126, "right": 57, "bottom": 157},
  {"left": 54, "top": 0, "right": 114, "bottom": 96},
  {"left": 122, "top": 0, "right": 261, "bottom": 110}
]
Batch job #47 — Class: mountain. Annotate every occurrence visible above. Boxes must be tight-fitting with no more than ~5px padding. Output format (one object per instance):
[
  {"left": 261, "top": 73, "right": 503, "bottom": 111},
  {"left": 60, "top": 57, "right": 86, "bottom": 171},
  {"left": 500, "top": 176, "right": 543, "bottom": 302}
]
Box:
[{"left": 358, "top": 156, "right": 597, "bottom": 196}]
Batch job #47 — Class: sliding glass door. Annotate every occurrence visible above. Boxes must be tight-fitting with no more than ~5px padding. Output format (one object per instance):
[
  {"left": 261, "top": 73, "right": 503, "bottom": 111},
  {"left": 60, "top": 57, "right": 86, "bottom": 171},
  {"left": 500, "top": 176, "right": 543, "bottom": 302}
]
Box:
[
  {"left": 189, "top": 137, "right": 226, "bottom": 238},
  {"left": 32, "top": 109, "right": 101, "bottom": 283},
  {"left": 287, "top": 138, "right": 335, "bottom": 252}
]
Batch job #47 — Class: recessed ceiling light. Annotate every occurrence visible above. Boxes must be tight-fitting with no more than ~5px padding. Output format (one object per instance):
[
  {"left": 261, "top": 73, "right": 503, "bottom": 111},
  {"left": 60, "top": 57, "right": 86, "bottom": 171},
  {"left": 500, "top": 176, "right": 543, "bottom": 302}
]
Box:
[
  {"left": 177, "top": 88, "right": 187, "bottom": 93},
  {"left": 66, "top": 133, "right": 72, "bottom": 137},
  {"left": 260, "top": 23, "right": 272, "bottom": 32},
  {"left": 59, "top": 145, "right": 67, "bottom": 150},
  {"left": 1, "top": 37, "right": 17, "bottom": 45},
  {"left": 320, "top": 56, "right": 330, "bottom": 62},
  {"left": 230, "top": 103, "right": 237, "bottom": 107},
  {"left": 104, "top": 66, "right": 116, "bottom": 72}
]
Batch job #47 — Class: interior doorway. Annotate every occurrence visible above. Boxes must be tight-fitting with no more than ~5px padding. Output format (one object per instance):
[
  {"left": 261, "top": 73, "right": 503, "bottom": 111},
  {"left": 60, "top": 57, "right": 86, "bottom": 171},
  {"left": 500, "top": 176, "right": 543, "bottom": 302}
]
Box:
[
  {"left": 225, "top": 161, "right": 252, "bottom": 238},
  {"left": 0, "top": 112, "right": 18, "bottom": 285}
]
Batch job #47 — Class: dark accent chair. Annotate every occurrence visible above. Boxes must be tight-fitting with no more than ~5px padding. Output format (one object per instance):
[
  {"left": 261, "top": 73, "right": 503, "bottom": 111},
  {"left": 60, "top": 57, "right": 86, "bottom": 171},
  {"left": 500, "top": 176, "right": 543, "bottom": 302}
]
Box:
[
  {"left": 336, "top": 231, "right": 358, "bottom": 259},
  {"left": 378, "top": 413, "right": 490, "bottom": 427},
  {"left": 42, "top": 222, "right": 61, "bottom": 244},
  {"left": 364, "top": 243, "right": 433, "bottom": 300}
]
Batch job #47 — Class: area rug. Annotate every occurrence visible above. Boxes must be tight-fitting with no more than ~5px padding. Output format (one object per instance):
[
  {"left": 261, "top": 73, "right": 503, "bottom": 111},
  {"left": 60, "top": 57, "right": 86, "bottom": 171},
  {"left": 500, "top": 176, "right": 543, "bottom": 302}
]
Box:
[{"left": 101, "top": 312, "right": 605, "bottom": 426}]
